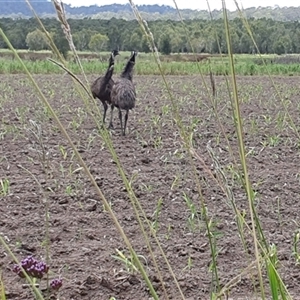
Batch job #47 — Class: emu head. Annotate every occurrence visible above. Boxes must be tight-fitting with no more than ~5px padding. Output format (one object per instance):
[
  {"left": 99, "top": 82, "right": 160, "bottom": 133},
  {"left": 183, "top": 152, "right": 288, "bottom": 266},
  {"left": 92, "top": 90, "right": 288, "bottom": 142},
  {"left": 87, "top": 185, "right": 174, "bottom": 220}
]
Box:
[
  {"left": 130, "top": 50, "right": 138, "bottom": 63},
  {"left": 112, "top": 49, "right": 119, "bottom": 57},
  {"left": 108, "top": 49, "right": 119, "bottom": 66}
]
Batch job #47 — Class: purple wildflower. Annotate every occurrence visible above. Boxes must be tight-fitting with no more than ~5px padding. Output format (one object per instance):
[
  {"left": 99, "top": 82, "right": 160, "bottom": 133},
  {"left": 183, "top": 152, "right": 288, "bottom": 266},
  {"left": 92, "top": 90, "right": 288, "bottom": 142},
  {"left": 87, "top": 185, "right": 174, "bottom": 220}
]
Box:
[
  {"left": 50, "top": 278, "right": 63, "bottom": 290},
  {"left": 12, "top": 256, "right": 49, "bottom": 279}
]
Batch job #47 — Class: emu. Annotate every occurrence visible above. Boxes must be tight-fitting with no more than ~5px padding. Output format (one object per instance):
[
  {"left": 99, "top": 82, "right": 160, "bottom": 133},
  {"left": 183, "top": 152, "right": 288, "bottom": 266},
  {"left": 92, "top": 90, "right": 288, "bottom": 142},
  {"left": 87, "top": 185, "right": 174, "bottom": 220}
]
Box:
[
  {"left": 111, "top": 51, "right": 137, "bottom": 136},
  {"left": 91, "top": 49, "right": 119, "bottom": 129}
]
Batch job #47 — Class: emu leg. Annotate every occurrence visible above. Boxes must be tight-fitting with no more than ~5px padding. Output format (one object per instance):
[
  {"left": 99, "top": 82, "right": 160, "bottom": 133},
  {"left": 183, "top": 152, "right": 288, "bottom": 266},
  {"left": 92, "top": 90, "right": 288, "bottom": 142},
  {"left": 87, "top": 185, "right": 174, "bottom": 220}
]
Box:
[
  {"left": 123, "top": 110, "right": 129, "bottom": 136},
  {"left": 102, "top": 101, "right": 108, "bottom": 126},
  {"left": 108, "top": 104, "right": 114, "bottom": 129},
  {"left": 118, "top": 108, "right": 124, "bottom": 135}
]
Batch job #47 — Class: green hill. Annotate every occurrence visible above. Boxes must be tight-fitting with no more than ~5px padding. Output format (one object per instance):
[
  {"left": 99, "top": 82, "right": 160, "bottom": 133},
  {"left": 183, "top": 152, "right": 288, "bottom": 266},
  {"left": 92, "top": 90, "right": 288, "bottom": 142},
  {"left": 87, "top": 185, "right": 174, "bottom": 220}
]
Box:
[{"left": 0, "top": 2, "right": 300, "bottom": 21}]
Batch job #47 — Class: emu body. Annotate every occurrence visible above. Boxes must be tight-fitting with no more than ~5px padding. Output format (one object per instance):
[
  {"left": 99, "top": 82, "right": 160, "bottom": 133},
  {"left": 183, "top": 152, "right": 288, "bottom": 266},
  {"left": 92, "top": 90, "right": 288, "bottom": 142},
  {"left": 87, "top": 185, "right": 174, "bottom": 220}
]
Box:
[
  {"left": 111, "top": 51, "right": 137, "bottom": 136},
  {"left": 91, "top": 49, "right": 119, "bottom": 128}
]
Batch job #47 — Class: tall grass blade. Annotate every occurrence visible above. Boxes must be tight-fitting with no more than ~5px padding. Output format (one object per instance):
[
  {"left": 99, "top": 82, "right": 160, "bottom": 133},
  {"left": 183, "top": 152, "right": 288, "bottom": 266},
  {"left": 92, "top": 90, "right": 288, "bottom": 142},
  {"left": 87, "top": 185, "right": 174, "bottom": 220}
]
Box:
[
  {"left": 267, "top": 262, "right": 279, "bottom": 300},
  {"left": 131, "top": 0, "right": 223, "bottom": 294},
  {"left": 222, "top": 1, "right": 265, "bottom": 298},
  {"left": 0, "top": 274, "right": 6, "bottom": 300}
]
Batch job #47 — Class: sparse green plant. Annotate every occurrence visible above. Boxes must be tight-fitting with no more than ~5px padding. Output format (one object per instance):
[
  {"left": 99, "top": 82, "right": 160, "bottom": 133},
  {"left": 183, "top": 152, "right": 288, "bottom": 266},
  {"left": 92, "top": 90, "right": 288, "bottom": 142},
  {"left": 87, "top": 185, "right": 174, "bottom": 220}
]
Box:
[
  {"left": 293, "top": 229, "right": 300, "bottom": 265},
  {"left": 182, "top": 255, "right": 193, "bottom": 272},
  {"left": 59, "top": 145, "right": 68, "bottom": 160},
  {"left": 69, "top": 117, "right": 81, "bottom": 130},
  {"left": 245, "top": 146, "right": 256, "bottom": 157},
  {"left": 139, "top": 183, "right": 153, "bottom": 192},
  {"left": 249, "top": 118, "right": 258, "bottom": 134},
  {"left": 112, "top": 249, "right": 147, "bottom": 275},
  {"left": 0, "top": 128, "right": 7, "bottom": 140},
  {"left": 171, "top": 174, "right": 180, "bottom": 190},
  {"left": 268, "top": 135, "right": 281, "bottom": 147},
  {"left": 151, "top": 115, "right": 161, "bottom": 128},
  {"left": 266, "top": 244, "right": 288, "bottom": 299},
  {"left": 151, "top": 197, "right": 163, "bottom": 232},
  {"left": 0, "top": 178, "right": 10, "bottom": 196},
  {"left": 161, "top": 104, "right": 170, "bottom": 115},
  {"left": 275, "top": 196, "right": 283, "bottom": 229},
  {"left": 189, "top": 116, "right": 200, "bottom": 131},
  {"left": 165, "top": 224, "right": 172, "bottom": 240},
  {"left": 86, "top": 132, "right": 97, "bottom": 150},
  {"left": 15, "top": 106, "right": 29, "bottom": 123},
  {"left": 0, "top": 272, "right": 6, "bottom": 300},
  {"left": 150, "top": 135, "right": 163, "bottom": 149},
  {"left": 262, "top": 114, "right": 272, "bottom": 125},
  {"left": 183, "top": 192, "right": 201, "bottom": 233},
  {"left": 65, "top": 185, "right": 74, "bottom": 196}
]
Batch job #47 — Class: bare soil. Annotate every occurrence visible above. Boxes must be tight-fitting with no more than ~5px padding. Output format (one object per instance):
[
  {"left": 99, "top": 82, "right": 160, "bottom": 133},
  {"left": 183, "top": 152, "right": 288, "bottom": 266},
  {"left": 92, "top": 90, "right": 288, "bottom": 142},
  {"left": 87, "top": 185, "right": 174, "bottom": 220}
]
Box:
[{"left": 1, "top": 74, "right": 300, "bottom": 299}]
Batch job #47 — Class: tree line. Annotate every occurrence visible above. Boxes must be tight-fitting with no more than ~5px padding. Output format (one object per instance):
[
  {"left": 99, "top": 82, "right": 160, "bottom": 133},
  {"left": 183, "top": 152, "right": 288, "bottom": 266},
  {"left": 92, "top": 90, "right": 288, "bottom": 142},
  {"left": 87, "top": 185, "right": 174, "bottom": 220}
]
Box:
[{"left": 1, "top": 17, "right": 300, "bottom": 56}]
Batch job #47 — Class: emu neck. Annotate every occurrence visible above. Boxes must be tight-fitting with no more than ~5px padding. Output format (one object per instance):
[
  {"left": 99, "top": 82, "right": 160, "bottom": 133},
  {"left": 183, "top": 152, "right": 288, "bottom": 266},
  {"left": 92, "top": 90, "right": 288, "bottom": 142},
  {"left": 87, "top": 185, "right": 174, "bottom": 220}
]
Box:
[
  {"left": 108, "top": 56, "right": 114, "bottom": 67},
  {"left": 121, "top": 61, "right": 134, "bottom": 81},
  {"left": 104, "top": 64, "right": 114, "bottom": 80}
]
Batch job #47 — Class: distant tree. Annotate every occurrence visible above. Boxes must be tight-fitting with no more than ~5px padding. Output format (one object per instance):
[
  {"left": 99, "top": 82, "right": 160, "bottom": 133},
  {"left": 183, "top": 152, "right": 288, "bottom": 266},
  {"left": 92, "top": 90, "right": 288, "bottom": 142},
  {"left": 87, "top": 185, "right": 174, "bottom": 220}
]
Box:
[
  {"left": 291, "top": 29, "right": 300, "bottom": 52},
  {"left": 230, "top": 30, "right": 240, "bottom": 54},
  {"left": 141, "top": 35, "right": 151, "bottom": 53},
  {"left": 25, "top": 29, "right": 49, "bottom": 51},
  {"left": 73, "top": 29, "right": 98, "bottom": 51},
  {"left": 106, "top": 20, "right": 125, "bottom": 49},
  {"left": 88, "top": 33, "right": 109, "bottom": 52},
  {"left": 189, "top": 38, "right": 206, "bottom": 53},
  {"left": 129, "top": 32, "right": 142, "bottom": 51},
  {"left": 160, "top": 35, "right": 171, "bottom": 55},
  {"left": 239, "top": 33, "right": 252, "bottom": 54},
  {"left": 52, "top": 31, "right": 69, "bottom": 58},
  {"left": 1, "top": 16, "right": 300, "bottom": 55},
  {"left": 273, "top": 35, "right": 292, "bottom": 54},
  {"left": 170, "top": 35, "right": 182, "bottom": 53},
  {"left": 6, "top": 28, "right": 27, "bottom": 49}
]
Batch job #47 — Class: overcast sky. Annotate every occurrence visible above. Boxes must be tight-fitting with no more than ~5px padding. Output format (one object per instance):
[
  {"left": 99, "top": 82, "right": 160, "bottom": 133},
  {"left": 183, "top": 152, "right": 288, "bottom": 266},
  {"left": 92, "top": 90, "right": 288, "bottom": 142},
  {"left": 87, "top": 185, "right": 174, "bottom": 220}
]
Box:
[{"left": 63, "top": 0, "right": 299, "bottom": 11}]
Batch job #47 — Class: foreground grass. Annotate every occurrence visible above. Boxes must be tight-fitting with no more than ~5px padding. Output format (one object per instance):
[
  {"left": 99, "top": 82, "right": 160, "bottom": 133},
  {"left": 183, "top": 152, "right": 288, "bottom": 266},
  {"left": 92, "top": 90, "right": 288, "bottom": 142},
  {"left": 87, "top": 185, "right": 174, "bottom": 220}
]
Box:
[{"left": 0, "top": 0, "right": 298, "bottom": 299}]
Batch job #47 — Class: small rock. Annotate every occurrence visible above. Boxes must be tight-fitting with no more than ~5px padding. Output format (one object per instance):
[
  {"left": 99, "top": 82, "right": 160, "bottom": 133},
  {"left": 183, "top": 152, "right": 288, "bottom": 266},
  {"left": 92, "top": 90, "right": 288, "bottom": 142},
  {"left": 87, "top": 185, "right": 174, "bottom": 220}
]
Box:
[
  {"left": 58, "top": 198, "right": 69, "bottom": 204},
  {"left": 86, "top": 203, "right": 97, "bottom": 212}
]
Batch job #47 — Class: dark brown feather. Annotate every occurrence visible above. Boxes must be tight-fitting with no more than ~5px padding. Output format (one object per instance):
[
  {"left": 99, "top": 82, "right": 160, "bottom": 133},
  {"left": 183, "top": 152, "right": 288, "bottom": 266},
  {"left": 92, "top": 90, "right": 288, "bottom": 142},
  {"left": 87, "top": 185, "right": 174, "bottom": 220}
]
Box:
[
  {"left": 90, "top": 50, "right": 119, "bottom": 127},
  {"left": 120, "top": 51, "right": 136, "bottom": 81},
  {"left": 111, "top": 78, "right": 136, "bottom": 110},
  {"left": 110, "top": 51, "right": 137, "bottom": 135}
]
